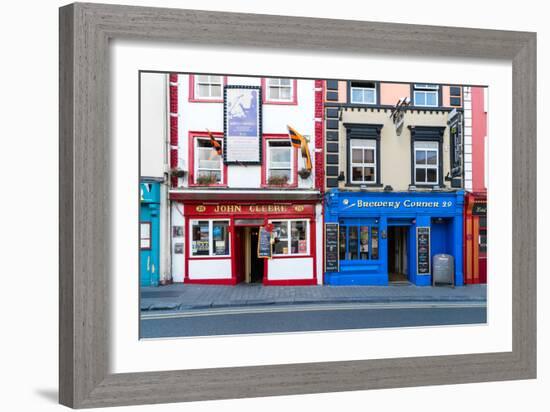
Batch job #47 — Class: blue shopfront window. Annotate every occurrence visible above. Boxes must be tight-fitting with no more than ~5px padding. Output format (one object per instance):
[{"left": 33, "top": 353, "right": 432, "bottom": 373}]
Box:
[{"left": 339, "top": 221, "right": 379, "bottom": 261}]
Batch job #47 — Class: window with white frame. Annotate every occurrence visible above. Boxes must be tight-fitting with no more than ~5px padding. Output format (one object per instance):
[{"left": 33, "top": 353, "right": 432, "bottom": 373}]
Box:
[
  {"left": 190, "top": 220, "right": 230, "bottom": 257},
  {"left": 266, "top": 140, "right": 293, "bottom": 184},
  {"left": 194, "top": 75, "right": 223, "bottom": 99},
  {"left": 414, "top": 141, "right": 439, "bottom": 185},
  {"left": 350, "top": 81, "right": 376, "bottom": 104},
  {"left": 413, "top": 84, "right": 439, "bottom": 107},
  {"left": 271, "top": 220, "right": 309, "bottom": 256},
  {"left": 350, "top": 139, "right": 376, "bottom": 184},
  {"left": 265, "top": 78, "right": 294, "bottom": 102},
  {"left": 195, "top": 138, "right": 223, "bottom": 184}
]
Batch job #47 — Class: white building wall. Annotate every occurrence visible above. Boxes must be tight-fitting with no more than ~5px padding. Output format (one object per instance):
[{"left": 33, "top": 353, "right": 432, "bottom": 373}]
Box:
[
  {"left": 140, "top": 73, "right": 168, "bottom": 179},
  {"left": 188, "top": 259, "right": 232, "bottom": 280},
  {"left": 140, "top": 73, "right": 170, "bottom": 282},
  {"left": 463, "top": 86, "right": 473, "bottom": 190},
  {"left": 171, "top": 202, "right": 185, "bottom": 282},
  {"left": 176, "top": 74, "right": 317, "bottom": 189},
  {"left": 315, "top": 203, "right": 324, "bottom": 285},
  {"left": 267, "top": 258, "right": 314, "bottom": 280}
]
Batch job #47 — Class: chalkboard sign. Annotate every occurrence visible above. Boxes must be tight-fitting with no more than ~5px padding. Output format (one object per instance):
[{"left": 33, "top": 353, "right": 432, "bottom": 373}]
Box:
[
  {"left": 257, "top": 226, "right": 272, "bottom": 259},
  {"left": 416, "top": 227, "right": 431, "bottom": 275},
  {"left": 325, "top": 223, "right": 339, "bottom": 272}
]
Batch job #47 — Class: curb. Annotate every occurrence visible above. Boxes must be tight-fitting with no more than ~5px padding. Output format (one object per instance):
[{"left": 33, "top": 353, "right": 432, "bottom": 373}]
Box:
[{"left": 140, "top": 296, "right": 487, "bottom": 312}]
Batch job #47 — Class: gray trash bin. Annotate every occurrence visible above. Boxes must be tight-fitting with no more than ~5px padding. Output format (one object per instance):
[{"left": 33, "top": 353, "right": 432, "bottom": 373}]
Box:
[{"left": 432, "top": 254, "right": 454, "bottom": 287}]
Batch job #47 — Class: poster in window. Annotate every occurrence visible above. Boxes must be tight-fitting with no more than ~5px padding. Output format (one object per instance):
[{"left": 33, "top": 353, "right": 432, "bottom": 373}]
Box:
[
  {"left": 298, "top": 239, "right": 307, "bottom": 254},
  {"left": 224, "top": 86, "right": 262, "bottom": 164}
]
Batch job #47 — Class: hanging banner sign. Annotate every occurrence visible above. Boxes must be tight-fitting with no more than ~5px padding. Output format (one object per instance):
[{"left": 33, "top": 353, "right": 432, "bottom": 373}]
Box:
[{"left": 224, "top": 85, "right": 262, "bottom": 164}]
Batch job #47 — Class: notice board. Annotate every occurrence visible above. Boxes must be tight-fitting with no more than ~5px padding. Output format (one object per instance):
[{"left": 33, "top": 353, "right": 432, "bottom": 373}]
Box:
[
  {"left": 325, "top": 223, "right": 339, "bottom": 272},
  {"left": 416, "top": 226, "right": 431, "bottom": 275}
]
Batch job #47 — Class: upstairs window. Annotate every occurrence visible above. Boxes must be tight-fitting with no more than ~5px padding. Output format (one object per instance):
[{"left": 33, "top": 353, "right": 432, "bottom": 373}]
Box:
[
  {"left": 266, "top": 140, "right": 293, "bottom": 185},
  {"left": 264, "top": 78, "right": 296, "bottom": 103},
  {"left": 414, "top": 141, "right": 439, "bottom": 185},
  {"left": 194, "top": 75, "right": 223, "bottom": 100},
  {"left": 349, "top": 139, "right": 376, "bottom": 184},
  {"left": 413, "top": 84, "right": 439, "bottom": 107},
  {"left": 350, "top": 81, "right": 376, "bottom": 104},
  {"left": 194, "top": 138, "right": 223, "bottom": 185},
  {"left": 449, "top": 86, "right": 462, "bottom": 107}
]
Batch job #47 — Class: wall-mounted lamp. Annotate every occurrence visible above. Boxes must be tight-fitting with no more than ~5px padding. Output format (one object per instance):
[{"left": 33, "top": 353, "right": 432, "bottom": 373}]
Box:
[
  {"left": 408, "top": 185, "right": 417, "bottom": 191},
  {"left": 337, "top": 171, "right": 345, "bottom": 181},
  {"left": 384, "top": 185, "right": 393, "bottom": 192}
]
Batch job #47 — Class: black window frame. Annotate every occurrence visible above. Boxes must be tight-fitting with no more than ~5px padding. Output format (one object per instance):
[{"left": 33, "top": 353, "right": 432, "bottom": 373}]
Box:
[
  {"left": 408, "top": 126, "right": 445, "bottom": 188},
  {"left": 343, "top": 123, "right": 383, "bottom": 187}
]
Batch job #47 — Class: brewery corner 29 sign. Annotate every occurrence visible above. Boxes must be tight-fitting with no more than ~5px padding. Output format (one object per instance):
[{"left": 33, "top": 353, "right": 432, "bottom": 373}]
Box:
[{"left": 224, "top": 85, "right": 262, "bottom": 164}]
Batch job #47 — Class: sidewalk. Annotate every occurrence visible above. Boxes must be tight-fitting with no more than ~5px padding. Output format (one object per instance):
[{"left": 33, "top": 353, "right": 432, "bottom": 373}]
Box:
[{"left": 140, "top": 283, "right": 487, "bottom": 312}]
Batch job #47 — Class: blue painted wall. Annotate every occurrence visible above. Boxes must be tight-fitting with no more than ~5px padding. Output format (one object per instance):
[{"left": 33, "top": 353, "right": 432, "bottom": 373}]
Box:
[
  {"left": 324, "top": 190, "right": 464, "bottom": 286},
  {"left": 140, "top": 181, "right": 161, "bottom": 287}
]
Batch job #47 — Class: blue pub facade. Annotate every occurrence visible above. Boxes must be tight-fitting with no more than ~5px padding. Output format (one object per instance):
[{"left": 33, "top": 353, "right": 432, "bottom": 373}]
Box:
[
  {"left": 140, "top": 181, "right": 161, "bottom": 287},
  {"left": 324, "top": 190, "right": 464, "bottom": 286}
]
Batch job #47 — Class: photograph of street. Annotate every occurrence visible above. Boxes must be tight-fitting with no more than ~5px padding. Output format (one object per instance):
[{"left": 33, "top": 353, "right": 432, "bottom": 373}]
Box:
[{"left": 139, "top": 73, "right": 487, "bottom": 338}]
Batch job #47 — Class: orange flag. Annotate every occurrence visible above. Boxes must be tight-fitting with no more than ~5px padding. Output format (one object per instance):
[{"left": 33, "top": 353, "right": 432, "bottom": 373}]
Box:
[
  {"left": 206, "top": 129, "right": 222, "bottom": 156},
  {"left": 287, "top": 125, "right": 312, "bottom": 172}
]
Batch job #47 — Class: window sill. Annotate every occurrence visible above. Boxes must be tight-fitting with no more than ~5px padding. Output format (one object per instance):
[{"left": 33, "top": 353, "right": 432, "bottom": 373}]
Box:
[
  {"left": 189, "top": 183, "right": 228, "bottom": 188},
  {"left": 345, "top": 183, "right": 384, "bottom": 188},
  {"left": 188, "top": 97, "right": 223, "bottom": 103},
  {"left": 263, "top": 99, "right": 298, "bottom": 105},
  {"left": 189, "top": 255, "right": 232, "bottom": 260},
  {"left": 261, "top": 183, "right": 298, "bottom": 189},
  {"left": 271, "top": 254, "right": 312, "bottom": 259}
]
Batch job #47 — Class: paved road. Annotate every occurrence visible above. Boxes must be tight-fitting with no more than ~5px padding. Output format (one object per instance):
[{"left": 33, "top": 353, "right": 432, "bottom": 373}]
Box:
[{"left": 140, "top": 303, "right": 486, "bottom": 338}]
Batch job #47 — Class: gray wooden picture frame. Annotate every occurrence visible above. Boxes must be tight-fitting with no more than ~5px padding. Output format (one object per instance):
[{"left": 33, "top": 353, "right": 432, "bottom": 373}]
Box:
[{"left": 59, "top": 2, "right": 536, "bottom": 408}]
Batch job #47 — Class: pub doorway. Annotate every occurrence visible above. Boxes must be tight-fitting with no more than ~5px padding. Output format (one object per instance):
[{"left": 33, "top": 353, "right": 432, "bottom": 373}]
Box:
[
  {"left": 388, "top": 226, "right": 409, "bottom": 283},
  {"left": 234, "top": 221, "right": 266, "bottom": 284},
  {"left": 249, "top": 227, "right": 264, "bottom": 283}
]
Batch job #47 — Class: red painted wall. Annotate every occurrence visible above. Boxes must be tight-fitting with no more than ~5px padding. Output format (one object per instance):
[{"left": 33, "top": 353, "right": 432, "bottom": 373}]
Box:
[{"left": 471, "top": 87, "right": 487, "bottom": 192}]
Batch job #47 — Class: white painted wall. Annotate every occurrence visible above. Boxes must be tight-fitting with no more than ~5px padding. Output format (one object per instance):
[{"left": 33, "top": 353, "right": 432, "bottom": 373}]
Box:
[
  {"left": 140, "top": 73, "right": 171, "bottom": 282},
  {"left": 140, "top": 73, "right": 168, "bottom": 179},
  {"left": 267, "top": 257, "right": 314, "bottom": 280},
  {"left": 188, "top": 259, "right": 232, "bottom": 279},
  {"left": 171, "top": 202, "right": 185, "bottom": 282},
  {"left": 463, "top": 86, "right": 473, "bottom": 190},
  {"left": 177, "top": 74, "right": 316, "bottom": 189},
  {"left": 315, "top": 203, "right": 324, "bottom": 285}
]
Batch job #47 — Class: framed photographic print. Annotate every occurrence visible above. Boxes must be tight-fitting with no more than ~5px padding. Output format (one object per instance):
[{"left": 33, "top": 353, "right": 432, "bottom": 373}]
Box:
[{"left": 59, "top": 3, "right": 536, "bottom": 408}]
